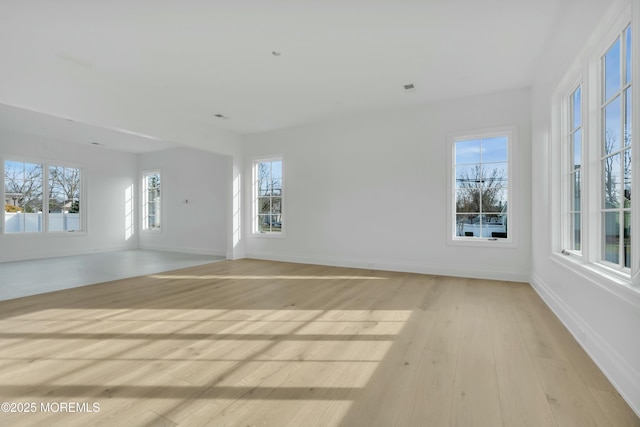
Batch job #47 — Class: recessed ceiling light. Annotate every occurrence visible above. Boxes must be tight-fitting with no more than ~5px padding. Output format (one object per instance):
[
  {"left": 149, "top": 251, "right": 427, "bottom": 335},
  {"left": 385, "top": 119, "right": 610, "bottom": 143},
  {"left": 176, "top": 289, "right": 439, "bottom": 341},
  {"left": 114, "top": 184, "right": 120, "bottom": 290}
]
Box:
[
  {"left": 272, "top": 51, "right": 281, "bottom": 56},
  {"left": 214, "top": 114, "right": 228, "bottom": 119}
]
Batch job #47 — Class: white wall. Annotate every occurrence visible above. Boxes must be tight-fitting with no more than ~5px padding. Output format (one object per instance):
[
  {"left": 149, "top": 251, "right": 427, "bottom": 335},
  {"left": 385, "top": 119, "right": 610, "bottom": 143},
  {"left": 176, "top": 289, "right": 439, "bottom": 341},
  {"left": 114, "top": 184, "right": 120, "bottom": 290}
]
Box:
[
  {"left": 137, "top": 147, "right": 229, "bottom": 257},
  {"left": 531, "top": 0, "right": 640, "bottom": 415},
  {"left": 0, "top": 129, "right": 138, "bottom": 262},
  {"left": 243, "top": 88, "right": 532, "bottom": 282}
]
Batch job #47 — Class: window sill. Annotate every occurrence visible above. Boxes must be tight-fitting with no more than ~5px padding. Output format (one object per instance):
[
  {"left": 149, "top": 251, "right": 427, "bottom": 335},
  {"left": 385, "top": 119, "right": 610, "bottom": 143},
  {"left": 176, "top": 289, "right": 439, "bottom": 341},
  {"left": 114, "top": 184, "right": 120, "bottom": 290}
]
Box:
[
  {"left": 448, "top": 237, "right": 516, "bottom": 249},
  {"left": 251, "top": 232, "right": 285, "bottom": 239},
  {"left": 550, "top": 252, "right": 640, "bottom": 303},
  {"left": 1, "top": 231, "right": 87, "bottom": 238}
]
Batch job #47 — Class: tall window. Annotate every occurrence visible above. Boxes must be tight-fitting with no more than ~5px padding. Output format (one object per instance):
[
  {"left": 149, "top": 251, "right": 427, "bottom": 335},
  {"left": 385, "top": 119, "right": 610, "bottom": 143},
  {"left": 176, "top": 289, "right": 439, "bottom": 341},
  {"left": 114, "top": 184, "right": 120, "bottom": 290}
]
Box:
[
  {"left": 3, "top": 160, "right": 82, "bottom": 233},
  {"left": 142, "top": 171, "right": 161, "bottom": 231},
  {"left": 253, "top": 158, "right": 283, "bottom": 234},
  {"left": 601, "top": 25, "right": 631, "bottom": 268},
  {"left": 569, "top": 85, "right": 583, "bottom": 252},
  {"left": 452, "top": 130, "right": 510, "bottom": 241}
]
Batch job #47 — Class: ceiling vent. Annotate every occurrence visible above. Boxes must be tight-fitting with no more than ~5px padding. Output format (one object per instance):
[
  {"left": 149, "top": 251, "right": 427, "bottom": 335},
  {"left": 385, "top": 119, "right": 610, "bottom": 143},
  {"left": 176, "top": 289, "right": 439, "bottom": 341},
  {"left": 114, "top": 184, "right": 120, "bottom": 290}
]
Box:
[{"left": 403, "top": 83, "right": 416, "bottom": 92}]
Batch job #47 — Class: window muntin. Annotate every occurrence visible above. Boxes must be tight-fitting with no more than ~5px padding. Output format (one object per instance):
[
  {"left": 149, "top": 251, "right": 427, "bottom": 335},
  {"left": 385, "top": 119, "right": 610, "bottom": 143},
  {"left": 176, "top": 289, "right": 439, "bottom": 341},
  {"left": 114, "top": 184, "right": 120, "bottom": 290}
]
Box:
[
  {"left": 601, "top": 25, "right": 632, "bottom": 269},
  {"left": 569, "top": 85, "right": 583, "bottom": 252},
  {"left": 453, "top": 134, "right": 509, "bottom": 240},
  {"left": 253, "top": 158, "right": 283, "bottom": 234},
  {"left": 4, "top": 160, "right": 82, "bottom": 234},
  {"left": 142, "top": 171, "right": 161, "bottom": 231}
]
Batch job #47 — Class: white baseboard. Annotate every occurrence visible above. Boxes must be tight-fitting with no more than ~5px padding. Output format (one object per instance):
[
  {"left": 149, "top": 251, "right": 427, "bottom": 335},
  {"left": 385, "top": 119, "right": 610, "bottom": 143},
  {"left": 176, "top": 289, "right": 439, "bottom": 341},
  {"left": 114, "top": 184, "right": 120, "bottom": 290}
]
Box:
[
  {"left": 244, "top": 251, "right": 529, "bottom": 282},
  {"left": 530, "top": 273, "right": 640, "bottom": 419},
  {"left": 138, "top": 244, "right": 227, "bottom": 258}
]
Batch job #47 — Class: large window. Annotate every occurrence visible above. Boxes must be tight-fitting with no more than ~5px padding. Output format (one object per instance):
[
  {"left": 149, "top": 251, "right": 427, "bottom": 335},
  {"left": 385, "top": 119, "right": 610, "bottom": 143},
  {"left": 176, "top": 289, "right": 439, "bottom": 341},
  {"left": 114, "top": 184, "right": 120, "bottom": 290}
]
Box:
[
  {"left": 451, "top": 129, "right": 511, "bottom": 243},
  {"left": 3, "top": 160, "right": 82, "bottom": 233},
  {"left": 253, "top": 158, "right": 283, "bottom": 234},
  {"left": 558, "top": 16, "right": 634, "bottom": 281},
  {"left": 601, "top": 25, "right": 632, "bottom": 269},
  {"left": 142, "top": 171, "right": 161, "bottom": 231}
]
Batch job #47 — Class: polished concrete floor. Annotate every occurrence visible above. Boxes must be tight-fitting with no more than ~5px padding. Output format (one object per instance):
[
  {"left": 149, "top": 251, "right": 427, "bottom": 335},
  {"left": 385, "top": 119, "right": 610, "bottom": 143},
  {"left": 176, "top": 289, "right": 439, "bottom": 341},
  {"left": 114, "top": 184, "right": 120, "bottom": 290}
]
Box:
[{"left": 0, "top": 250, "right": 224, "bottom": 301}]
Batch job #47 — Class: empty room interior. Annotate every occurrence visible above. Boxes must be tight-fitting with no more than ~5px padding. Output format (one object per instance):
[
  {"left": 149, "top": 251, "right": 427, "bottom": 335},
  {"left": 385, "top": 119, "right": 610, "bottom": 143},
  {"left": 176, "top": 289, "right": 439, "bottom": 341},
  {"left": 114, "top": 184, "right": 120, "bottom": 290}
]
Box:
[{"left": 1, "top": 0, "right": 640, "bottom": 426}]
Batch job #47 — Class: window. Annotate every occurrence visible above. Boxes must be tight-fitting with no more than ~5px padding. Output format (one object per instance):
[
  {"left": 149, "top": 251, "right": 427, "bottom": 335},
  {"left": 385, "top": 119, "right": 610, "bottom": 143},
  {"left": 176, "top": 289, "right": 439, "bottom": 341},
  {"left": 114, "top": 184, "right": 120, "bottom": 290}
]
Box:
[
  {"left": 568, "top": 85, "right": 583, "bottom": 252},
  {"left": 48, "top": 165, "right": 82, "bottom": 232},
  {"left": 3, "top": 160, "right": 82, "bottom": 234},
  {"left": 142, "top": 171, "right": 161, "bottom": 231},
  {"left": 253, "top": 158, "right": 283, "bottom": 234},
  {"left": 601, "top": 25, "right": 632, "bottom": 269},
  {"left": 450, "top": 127, "right": 513, "bottom": 244},
  {"left": 556, "top": 14, "right": 635, "bottom": 283}
]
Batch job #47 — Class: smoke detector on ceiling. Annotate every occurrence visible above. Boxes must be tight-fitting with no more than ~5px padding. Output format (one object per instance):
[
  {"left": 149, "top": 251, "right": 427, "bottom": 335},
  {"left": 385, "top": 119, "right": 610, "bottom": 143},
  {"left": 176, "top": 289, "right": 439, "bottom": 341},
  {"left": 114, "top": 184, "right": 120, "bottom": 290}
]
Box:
[{"left": 403, "top": 83, "right": 416, "bottom": 92}]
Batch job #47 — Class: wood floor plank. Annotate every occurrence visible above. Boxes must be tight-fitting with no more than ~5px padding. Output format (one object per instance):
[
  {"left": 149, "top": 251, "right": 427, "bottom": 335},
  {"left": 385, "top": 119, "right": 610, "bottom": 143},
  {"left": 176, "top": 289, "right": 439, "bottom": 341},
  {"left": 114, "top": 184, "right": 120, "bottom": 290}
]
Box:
[
  {"left": 451, "top": 298, "right": 503, "bottom": 427},
  {"left": 488, "top": 302, "right": 557, "bottom": 427},
  {"left": 533, "top": 356, "right": 614, "bottom": 427}
]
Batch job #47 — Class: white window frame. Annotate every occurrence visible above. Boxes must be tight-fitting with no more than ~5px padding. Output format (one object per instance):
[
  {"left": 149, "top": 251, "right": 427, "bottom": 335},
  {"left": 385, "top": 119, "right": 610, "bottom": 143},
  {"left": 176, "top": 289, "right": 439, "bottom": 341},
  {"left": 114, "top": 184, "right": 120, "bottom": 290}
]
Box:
[
  {"left": 141, "top": 170, "right": 161, "bottom": 232},
  {"left": 553, "top": 3, "right": 640, "bottom": 291},
  {"left": 447, "top": 125, "right": 517, "bottom": 248},
  {"left": 1, "top": 156, "right": 85, "bottom": 236},
  {"left": 561, "top": 80, "right": 586, "bottom": 261},
  {"left": 251, "top": 156, "right": 284, "bottom": 237}
]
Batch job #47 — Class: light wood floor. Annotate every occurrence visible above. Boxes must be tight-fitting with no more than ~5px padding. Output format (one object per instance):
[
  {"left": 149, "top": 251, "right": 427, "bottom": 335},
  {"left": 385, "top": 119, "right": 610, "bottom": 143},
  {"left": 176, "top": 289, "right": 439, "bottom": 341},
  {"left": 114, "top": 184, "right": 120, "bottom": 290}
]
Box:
[{"left": 0, "top": 259, "right": 637, "bottom": 427}]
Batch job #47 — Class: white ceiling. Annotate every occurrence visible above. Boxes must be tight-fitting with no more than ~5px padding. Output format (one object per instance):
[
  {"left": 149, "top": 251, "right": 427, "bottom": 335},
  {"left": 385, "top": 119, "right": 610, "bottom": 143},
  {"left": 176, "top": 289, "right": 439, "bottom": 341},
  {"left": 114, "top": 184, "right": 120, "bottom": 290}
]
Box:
[{"left": 0, "top": 0, "right": 599, "bottom": 152}]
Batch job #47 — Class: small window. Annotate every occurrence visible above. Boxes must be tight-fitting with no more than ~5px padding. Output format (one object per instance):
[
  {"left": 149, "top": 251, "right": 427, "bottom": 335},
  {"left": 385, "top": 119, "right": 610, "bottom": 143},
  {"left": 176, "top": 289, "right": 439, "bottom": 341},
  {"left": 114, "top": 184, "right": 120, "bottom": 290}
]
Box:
[
  {"left": 4, "top": 160, "right": 83, "bottom": 234},
  {"left": 48, "top": 165, "right": 82, "bottom": 232},
  {"left": 449, "top": 127, "right": 514, "bottom": 245},
  {"left": 142, "top": 171, "right": 161, "bottom": 231},
  {"left": 253, "top": 158, "right": 283, "bottom": 234}
]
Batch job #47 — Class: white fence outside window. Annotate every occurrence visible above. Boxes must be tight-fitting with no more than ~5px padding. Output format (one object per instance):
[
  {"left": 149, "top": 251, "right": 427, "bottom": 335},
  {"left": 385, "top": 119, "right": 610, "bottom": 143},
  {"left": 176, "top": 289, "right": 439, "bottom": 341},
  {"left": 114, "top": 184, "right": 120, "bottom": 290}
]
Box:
[{"left": 4, "top": 213, "right": 81, "bottom": 233}]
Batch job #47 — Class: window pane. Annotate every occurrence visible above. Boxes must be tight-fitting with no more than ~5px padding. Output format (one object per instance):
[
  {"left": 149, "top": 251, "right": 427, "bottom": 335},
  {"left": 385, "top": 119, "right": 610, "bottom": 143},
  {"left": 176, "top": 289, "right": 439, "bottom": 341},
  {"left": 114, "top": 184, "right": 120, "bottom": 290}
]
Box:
[
  {"left": 481, "top": 137, "right": 508, "bottom": 162},
  {"left": 624, "top": 211, "right": 631, "bottom": 268},
  {"left": 455, "top": 140, "right": 481, "bottom": 164},
  {"left": 455, "top": 165, "right": 481, "bottom": 189},
  {"left": 271, "top": 160, "right": 282, "bottom": 180},
  {"left": 604, "top": 212, "right": 620, "bottom": 264},
  {"left": 455, "top": 214, "right": 479, "bottom": 237},
  {"left": 625, "top": 87, "right": 632, "bottom": 147},
  {"left": 573, "top": 170, "right": 581, "bottom": 211},
  {"left": 573, "top": 129, "right": 582, "bottom": 168},
  {"left": 271, "top": 197, "right": 282, "bottom": 214},
  {"left": 625, "top": 26, "right": 632, "bottom": 85},
  {"left": 603, "top": 153, "right": 621, "bottom": 208},
  {"left": 604, "top": 38, "right": 621, "bottom": 102},
  {"left": 456, "top": 189, "right": 480, "bottom": 213},
  {"left": 482, "top": 188, "right": 507, "bottom": 213},
  {"left": 483, "top": 162, "right": 508, "bottom": 185},
  {"left": 604, "top": 96, "right": 621, "bottom": 154},
  {"left": 258, "top": 215, "right": 271, "bottom": 233},
  {"left": 624, "top": 148, "right": 631, "bottom": 208},
  {"left": 572, "top": 213, "right": 581, "bottom": 251},
  {"left": 271, "top": 179, "right": 282, "bottom": 196},
  {"left": 573, "top": 87, "right": 582, "bottom": 130},
  {"left": 485, "top": 214, "right": 507, "bottom": 238},
  {"left": 257, "top": 197, "right": 271, "bottom": 215}
]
